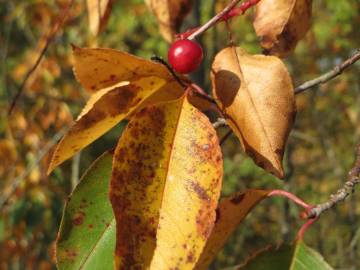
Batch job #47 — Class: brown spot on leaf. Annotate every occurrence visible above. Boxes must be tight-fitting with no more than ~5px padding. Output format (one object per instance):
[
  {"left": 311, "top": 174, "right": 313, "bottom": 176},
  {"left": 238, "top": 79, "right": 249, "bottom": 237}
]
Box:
[
  {"left": 72, "top": 211, "right": 85, "bottom": 226},
  {"left": 215, "top": 208, "right": 221, "bottom": 223},
  {"left": 230, "top": 193, "right": 246, "bottom": 205},
  {"left": 189, "top": 181, "right": 210, "bottom": 201},
  {"left": 187, "top": 251, "right": 195, "bottom": 263}
]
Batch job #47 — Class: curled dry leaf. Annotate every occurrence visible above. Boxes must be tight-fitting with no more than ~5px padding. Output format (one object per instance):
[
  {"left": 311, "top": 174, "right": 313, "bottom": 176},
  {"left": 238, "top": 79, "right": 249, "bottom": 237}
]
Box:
[
  {"left": 110, "top": 94, "right": 223, "bottom": 269},
  {"left": 47, "top": 76, "right": 168, "bottom": 174},
  {"left": 86, "top": 0, "right": 113, "bottom": 35},
  {"left": 211, "top": 47, "right": 296, "bottom": 178},
  {"left": 145, "top": 0, "right": 193, "bottom": 42},
  {"left": 72, "top": 46, "right": 173, "bottom": 92},
  {"left": 253, "top": 0, "right": 312, "bottom": 57},
  {"left": 195, "top": 190, "right": 270, "bottom": 270}
]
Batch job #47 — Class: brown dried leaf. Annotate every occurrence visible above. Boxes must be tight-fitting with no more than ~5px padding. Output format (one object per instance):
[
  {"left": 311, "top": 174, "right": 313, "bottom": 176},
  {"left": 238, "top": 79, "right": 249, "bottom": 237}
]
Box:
[
  {"left": 110, "top": 94, "right": 223, "bottom": 269},
  {"left": 195, "top": 190, "right": 270, "bottom": 270},
  {"left": 72, "top": 46, "right": 174, "bottom": 92},
  {"left": 145, "top": 0, "right": 193, "bottom": 42},
  {"left": 86, "top": 0, "right": 113, "bottom": 35},
  {"left": 253, "top": 0, "right": 312, "bottom": 57},
  {"left": 211, "top": 47, "right": 296, "bottom": 178}
]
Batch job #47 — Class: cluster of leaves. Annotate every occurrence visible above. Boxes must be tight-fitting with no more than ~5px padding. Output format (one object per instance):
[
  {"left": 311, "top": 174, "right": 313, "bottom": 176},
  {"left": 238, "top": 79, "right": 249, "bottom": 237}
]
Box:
[
  {"left": 49, "top": 0, "right": 340, "bottom": 269},
  {"left": 1, "top": 0, "right": 359, "bottom": 269}
]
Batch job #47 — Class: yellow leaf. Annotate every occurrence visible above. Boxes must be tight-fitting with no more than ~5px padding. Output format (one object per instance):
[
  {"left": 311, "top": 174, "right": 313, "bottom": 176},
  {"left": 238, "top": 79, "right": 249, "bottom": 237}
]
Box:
[
  {"left": 72, "top": 46, "right": 174, "bottom": 92},
  {"left": 253, "top": 0, "right": 312, "bottom": 57},
  {"left": 47, "top": 76, "right": 167, "bottom": 174},
  {"left": 110, "top": 94, "right": 223, "bottom": 269},
  {"left": 86, "top": 0, "right": 113, "bottom": 35},
  {"left": 145, "top": 0, "right": 193, "bottom": 42},
  {"left": 76, "top": 81, "right": 130, "bottom": 121},
  {"left": 211, "top": 47, "right": 296, "bottom": 178},
  {"left": 195, "top": 190, "right": 270, "bottom": 270}
]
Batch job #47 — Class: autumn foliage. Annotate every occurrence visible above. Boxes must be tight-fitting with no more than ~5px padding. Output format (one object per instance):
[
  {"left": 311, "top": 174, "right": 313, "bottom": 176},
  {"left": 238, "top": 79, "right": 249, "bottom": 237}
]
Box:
[{"left": 2, "top": 0, "right": 359, "bottom": 269}]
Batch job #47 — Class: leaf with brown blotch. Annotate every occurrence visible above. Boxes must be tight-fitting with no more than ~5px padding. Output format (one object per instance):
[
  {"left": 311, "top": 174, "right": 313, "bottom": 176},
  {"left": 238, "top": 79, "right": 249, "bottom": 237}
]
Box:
[
  {"left": 109, "top": 94, "right": 223, "bottom": 269},
  {"left": 72, "top": 46, "right": 174, "bottom": 92},
  {"left": 211, "top": 47, "right": 296, "bottom": 178},
  {"left": 145, "top": 0, "right": 193, "bottom": 42},
  {"left": 194, "top": 190, "right": 270, "bottom": 270},
  {"left": 76, "top": 81, "right": 130, "bottom": 121},
  {"left": 86, "top": 0, "right": 113, "bottom": 35},
  {"left": 253, "top": 0, "right": 312, "bottom": 57},
  {"left": 47, "top": 76, "right": 167, "bottom": 174}
]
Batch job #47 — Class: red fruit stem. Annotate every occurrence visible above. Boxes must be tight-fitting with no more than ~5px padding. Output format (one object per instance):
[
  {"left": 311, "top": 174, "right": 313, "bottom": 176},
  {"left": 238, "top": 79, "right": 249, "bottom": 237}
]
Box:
[
  {"left": 175, "top": 27, "right": 200, "bottom": 40},
  {"left": 189, "top": 83, "right": 217, "bottom": 104},
  {"left": 268, "top": 190, "right": 313, "bottom": 210},
  {"left": 296, "top": 217, "right": 318, "bottom": 240},
  {"left": 187, "top": 0, "right": 260, "bottom": 40},
  {"left": 187, "top": 0, "right": 242, "bottom": 40},
  {"left": 221, "top": 0, "right": 261, "bottom": 21}
]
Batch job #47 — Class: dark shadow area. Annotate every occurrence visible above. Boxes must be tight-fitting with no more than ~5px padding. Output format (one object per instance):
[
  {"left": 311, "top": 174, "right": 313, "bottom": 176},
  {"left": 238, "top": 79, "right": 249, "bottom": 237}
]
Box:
[{"left": 213, "top": 69, "right": 241, "bottom": 107}]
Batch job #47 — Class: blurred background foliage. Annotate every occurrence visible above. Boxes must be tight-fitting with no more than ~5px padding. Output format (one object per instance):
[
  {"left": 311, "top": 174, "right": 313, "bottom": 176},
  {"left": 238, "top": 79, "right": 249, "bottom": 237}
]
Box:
[{"left": 0, "top": 0, "right": 359, "bottom": 269}]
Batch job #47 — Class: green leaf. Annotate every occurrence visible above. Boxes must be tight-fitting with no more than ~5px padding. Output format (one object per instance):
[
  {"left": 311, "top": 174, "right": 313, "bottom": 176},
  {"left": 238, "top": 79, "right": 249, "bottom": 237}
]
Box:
[
  {"left": 230, "top": 240, "right": 333, "bottom": 270},
  {"left": 56, "top": 151, "right": 115, "bottom": 270}
]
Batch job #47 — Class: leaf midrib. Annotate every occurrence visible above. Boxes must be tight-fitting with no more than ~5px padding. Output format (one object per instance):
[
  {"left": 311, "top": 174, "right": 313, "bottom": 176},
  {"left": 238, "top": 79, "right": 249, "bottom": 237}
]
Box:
[{"left": 78, "top": 218, "right": 115, "bottom": 269}]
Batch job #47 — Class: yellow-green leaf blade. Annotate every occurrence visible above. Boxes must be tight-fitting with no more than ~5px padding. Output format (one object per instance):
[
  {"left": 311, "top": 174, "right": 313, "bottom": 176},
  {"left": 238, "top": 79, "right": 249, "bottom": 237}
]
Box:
[
  {"left": 110, "top": 95, "right": 223, "bottom": 269},
  {"left": 233, "top": 241, "right": 333, "bottom": 270},
  {"left": 48, "top": 76, "right": 167, "bottom": 174},
  {"left": 195, "top": 190, "right": 270, "bottom": 270},
  {"left": 56, "top": 151, "right": 115, "bottom": 270}
]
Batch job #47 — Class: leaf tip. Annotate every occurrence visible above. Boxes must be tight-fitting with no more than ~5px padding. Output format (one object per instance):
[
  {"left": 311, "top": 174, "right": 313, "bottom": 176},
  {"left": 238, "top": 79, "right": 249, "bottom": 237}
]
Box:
[{"left": 71, "top": 43, "right": 80, "bottom": 51}]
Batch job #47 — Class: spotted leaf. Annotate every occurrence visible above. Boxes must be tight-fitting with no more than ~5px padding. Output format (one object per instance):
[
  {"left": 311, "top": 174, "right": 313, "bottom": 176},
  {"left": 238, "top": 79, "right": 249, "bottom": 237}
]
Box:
[
  {"left": 57, "top": 151, "right": 115, "bottom": 270},
  {"left": 110, "top": 94, "right": 223, "bottom": 269},
  {"left": 195, "top": 190, "right": 270, "bottom": 270},
  {"left": 72, "top": 46, "right": 174, "bottom": 92},
  {"left": 48, "top": 76, "right": 168, "bottom": 174}
]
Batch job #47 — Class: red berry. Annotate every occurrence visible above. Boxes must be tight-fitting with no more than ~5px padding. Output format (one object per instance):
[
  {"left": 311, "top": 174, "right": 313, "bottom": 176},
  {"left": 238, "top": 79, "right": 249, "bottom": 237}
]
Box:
[{"left": 168, "top": 39, "right": 203, "bottom": 74}]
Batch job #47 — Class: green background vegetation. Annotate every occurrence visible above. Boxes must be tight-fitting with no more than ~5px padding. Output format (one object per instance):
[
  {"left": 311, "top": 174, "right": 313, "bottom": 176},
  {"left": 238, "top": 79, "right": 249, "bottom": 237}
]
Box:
[{"left": 0, "top": 0, "right": 359, "bottom": 269}]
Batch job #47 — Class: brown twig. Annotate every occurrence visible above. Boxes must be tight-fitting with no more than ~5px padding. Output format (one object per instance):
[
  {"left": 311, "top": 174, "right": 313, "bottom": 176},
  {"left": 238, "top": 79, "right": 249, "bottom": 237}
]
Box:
[
  {"left": 303, "top": 142, "right": 360, "bottom": 219},
  {"left": 295, "top": 49, "right": 360, "bottom": 94},
  {"left": 0, "top": 127, "right": 69, "bottom": 210},
  {"left": 220, "top": 130, "right": 233, "bottom": 145},
  {"left": 7, "top": 0, "right": 74, "bottom": 115}
]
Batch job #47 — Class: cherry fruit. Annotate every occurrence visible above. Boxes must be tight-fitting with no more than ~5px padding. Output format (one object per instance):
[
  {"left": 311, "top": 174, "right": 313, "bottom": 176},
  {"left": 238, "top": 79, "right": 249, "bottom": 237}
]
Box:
[{"left": 168, "top": 39, "right": 203, "bottom": 74}]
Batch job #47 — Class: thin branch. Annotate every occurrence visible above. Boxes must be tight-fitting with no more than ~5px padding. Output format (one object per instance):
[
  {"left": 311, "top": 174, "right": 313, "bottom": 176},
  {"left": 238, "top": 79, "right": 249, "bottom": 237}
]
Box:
[
  {"left": 268, "top": 189, "right": 313, "bottom": 210},
  {"left": 220, "top": 130, "right": 233, "bottom": 145},
  {"left": 296, "top": 217, "right": 318, "bottom": 240},
  {"left": 303, "top": 142, "right": 360, "bottom": 219},
  {"left": 71, "top": 152, "right": 81, "bottom": 191},
  {"left": 8, "top": 0, "right": 74, "bottom": 115},
  {"left": 295, "top": 49, "right": 360, "bottom": 94},
  {"left": 0, "top": 127, "right": 69, "bottom": 210}
]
